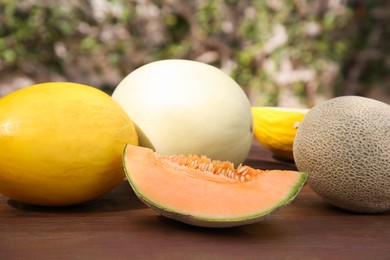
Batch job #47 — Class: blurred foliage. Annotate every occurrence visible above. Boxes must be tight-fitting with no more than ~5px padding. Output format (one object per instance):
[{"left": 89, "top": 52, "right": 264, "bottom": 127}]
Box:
[{"left": 0, "top": 0, "right": 389, "bottom": 106}]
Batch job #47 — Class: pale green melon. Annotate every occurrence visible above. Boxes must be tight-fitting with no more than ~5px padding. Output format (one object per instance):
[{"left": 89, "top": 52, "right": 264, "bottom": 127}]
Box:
[
  {"left": 112, "top": 59, "right": 253, "bottom": 166},
  {"left": 293, "top": 96, "right": 390, "bottom": 213}
]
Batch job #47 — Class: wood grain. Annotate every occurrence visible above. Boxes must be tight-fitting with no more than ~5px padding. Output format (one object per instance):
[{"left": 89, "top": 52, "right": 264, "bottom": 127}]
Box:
[{"left": 1, "top": 141, "right": 389, "bottom": 260}]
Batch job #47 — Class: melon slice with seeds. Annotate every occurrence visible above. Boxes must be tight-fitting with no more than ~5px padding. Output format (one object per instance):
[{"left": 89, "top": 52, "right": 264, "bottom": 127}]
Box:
[{"left": 123, "top": 144, "right": 307, "bottom": 228}]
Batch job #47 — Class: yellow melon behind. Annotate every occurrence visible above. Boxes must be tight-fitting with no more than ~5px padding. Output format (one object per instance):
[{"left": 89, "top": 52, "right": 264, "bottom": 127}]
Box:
[{"left": 252, "top": 107, "right": 308, "bottom": 161}]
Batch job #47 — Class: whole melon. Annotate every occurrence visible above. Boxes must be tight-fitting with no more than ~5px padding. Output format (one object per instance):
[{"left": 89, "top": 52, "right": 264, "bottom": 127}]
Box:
[
  {"left": 293, "top": 96, "right": 390, "bottom": 213},
  {"left": 112, "top": 59, "right": 253, "bottom": 166},
  {"left": 0, "top": 82, "right": 138, "bottom": 206},
  {"left": 252, "top": 107, "right": 308, "bottom": 161}
]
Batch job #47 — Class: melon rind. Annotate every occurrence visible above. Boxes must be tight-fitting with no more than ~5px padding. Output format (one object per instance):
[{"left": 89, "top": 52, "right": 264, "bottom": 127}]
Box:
[{"left": 123, "top": 144, "right": 307, "bottom": 228}]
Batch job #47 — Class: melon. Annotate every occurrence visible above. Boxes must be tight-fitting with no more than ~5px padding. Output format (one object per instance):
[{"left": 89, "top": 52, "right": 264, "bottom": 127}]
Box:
[
  {"left": 0, "top": 82, "right": 138, "bottom": 206},
  {"left": 112, "top": 59, "right": 253, "bottom": 166},
  {"left": 252, "top": 107, "right": 308, "bottom": 161},
  {"left": 123, "top": 144, "right": 307, "bottom": 228},
  {"left": 293, "top": 96, "right": 390, "bottom": 213}
]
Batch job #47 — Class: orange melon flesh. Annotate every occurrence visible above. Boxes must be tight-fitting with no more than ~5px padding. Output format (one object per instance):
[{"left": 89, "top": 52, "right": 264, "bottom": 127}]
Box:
[{"left": 123, "top": 144, "right": 307, "bottom": 227}]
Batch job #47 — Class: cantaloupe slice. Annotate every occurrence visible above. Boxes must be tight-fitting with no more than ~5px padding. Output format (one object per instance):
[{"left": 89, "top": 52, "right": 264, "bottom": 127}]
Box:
[{"left": 123, "top": 144, "right": 307, "bottom": 228}]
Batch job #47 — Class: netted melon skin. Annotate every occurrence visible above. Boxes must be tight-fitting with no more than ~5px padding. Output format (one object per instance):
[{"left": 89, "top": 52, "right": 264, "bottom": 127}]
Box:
[{"left": 293, "top": 96, "right": 390, "bottom": 213}]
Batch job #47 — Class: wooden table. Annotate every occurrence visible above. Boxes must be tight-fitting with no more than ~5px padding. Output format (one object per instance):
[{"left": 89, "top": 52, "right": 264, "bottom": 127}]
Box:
[{"left": 1, "top": 141, "right": 389, "bottom": 260}]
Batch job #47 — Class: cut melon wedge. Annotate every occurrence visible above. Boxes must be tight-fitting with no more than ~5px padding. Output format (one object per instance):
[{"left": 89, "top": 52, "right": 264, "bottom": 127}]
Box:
[{"left": 123, "top": 144, "right": 307, "bottom": 228}]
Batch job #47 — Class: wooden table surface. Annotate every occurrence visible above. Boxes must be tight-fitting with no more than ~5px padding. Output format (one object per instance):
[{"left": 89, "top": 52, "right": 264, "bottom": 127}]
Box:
[{"left": 1, "top": 141, "right": 389, "bottom": 260}]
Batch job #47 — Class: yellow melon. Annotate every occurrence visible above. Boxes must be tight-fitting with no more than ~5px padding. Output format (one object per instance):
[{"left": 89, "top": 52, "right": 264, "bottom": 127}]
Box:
[
  {"left": 252, "top": 107, "right": 308, "bottom": 161},
  {"left": 293, "top": 96, "right": 390, "bottom": 213},
  {"left": 0, "top": 82, "right": 138, "bottom": 206}
]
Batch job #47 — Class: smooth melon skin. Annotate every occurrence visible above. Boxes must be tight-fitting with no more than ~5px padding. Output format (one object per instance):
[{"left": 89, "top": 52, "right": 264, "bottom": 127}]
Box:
[
  {"left": 252, "top": 107, "right": 308, "bottom": 161},
  {"left": 0, "top": 82, "right": 138, "bottom": 206},
  {"left": 123, "top": 144, "right": 307, "bottom": 228},
  {"left": 112, "top": 59, "right": 253, "bottom": 166},
  {"left": 293, "top": 96, "right": 390, "bottom": 213}
]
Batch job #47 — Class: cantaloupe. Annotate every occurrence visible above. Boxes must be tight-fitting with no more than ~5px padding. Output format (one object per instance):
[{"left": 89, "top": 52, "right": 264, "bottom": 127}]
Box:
[
  {"left": 293, "top": 96, "right": 390, "bottom": 213},
  {"left": 123, "top": 144, "right": 307, "bottom": 228},
  {"left": 112, "top": 59, "right": 253, "bottom": 166}
]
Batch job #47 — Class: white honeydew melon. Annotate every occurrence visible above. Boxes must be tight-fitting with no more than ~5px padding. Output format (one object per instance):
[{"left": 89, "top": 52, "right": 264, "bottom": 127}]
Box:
[{"left": 112, "top": 59, "right": 253, "bottom": 166}]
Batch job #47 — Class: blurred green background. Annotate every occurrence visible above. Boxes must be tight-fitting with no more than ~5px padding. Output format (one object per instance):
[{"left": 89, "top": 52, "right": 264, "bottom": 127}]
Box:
[{"left": 0, "top": 0, "right": 389, "bottom": 107}]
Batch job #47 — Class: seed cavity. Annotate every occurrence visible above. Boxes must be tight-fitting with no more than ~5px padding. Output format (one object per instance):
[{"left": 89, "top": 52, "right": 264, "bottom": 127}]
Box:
[{"left": 162, "top": 154, "right": 260, "bottom": 182}]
